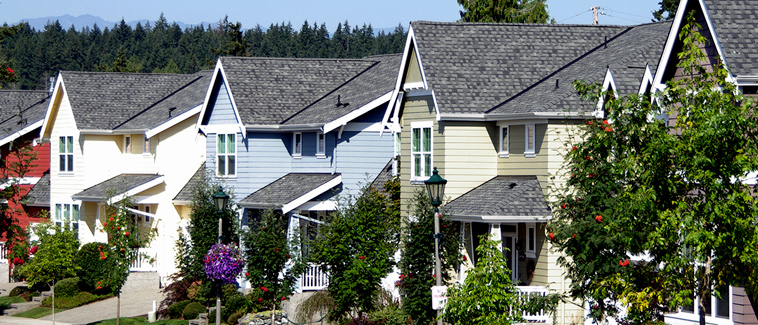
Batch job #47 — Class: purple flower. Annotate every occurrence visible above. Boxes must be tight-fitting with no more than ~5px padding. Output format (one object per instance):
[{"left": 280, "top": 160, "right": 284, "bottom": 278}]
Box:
[{"left": 204, "top": 243, "right": 245, "bottom": 284}]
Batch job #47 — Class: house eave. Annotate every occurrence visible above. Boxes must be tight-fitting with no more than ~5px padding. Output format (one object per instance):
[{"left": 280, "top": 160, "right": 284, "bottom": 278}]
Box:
[
  {"left": 438, "top": 111, "right": 595, "bottom": 122},
  {"left": 447, "top": 214, "right": 552, "bottom": 223}
]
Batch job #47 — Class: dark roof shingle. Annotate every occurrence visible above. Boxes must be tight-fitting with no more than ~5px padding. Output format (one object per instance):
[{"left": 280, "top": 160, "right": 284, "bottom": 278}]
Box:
[
  {"left": 444, "top": 175, "right": 551, "bottom": 218},
  {"left": 239, "top": 173, "right": 341, "bottom": 209},
  {"left": 173, "top": 163, "right": 207, "bottom": 203},
  {"left": 24, "top": 172, "right": 50, "bottom": 207},
  {"left": 704, "top": 0, "right": 758, "bottom": 76},
  {"left": 72, "top": 174, "right": 163, "bottom": 201},
  {"left": 0, "top": 90, "right": 50, "bottom": 141}
]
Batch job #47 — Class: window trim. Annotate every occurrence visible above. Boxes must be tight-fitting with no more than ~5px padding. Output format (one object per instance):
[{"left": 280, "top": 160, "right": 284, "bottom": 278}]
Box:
[
  {"left": 293, "top": 132, "right": 302, "bottom": 158},
  {"left": 410, "top": 121, "right": 433, "bottom": 181},
  {"left": 526, "top": 223, "right": 536, "bottom": 258},
  {"left": 216, "top": 133, "right": 237, "bottom": 177},
  {"left": 55, "top": 203, "right": 80, "bottom": 238},
  {"left": 143, "top": 136, "right": 151, "bottom": 155},
  {"left": 525, "top": 124, "right": 536, "bottom": 158},
  {"left": 59, "top": 136, "right": 74, "bottom": 173},
  {"left": 124, "top": 135, "right": 132, "bottom": 154},
  {"left": 499, "top": 126, "right": 510, "bottom": 158},
  {"left": 316, "top": 132, "right": 326, "bottom": 158}
]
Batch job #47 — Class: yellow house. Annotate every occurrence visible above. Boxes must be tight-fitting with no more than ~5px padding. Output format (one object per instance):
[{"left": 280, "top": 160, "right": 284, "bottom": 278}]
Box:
[
  {"left": 383, "top": 21, "right": 670, "bottom": 324},
  {"left": 40, "top": 70, "right": 210, "bottom": 282}
]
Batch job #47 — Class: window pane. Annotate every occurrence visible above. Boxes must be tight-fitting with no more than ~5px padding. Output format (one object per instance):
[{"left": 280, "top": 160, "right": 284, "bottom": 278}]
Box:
[
  {"left": 423, "top": 127, "right": 431, "bottom": 152},
  {"left": 59, "top": 137, "right": 65, "bottom": 152},
  {"left": 64, "top": 204, "right": 70, "bottom": 219},
  {"left": 318, "top": 134, "right": 325, "bottom": 153},
  {"left": 424, "top": 154, "right": 432, "bottom": 177},
  {"left": 125, "top": 136, "right": 131, "bottom": 153},
  {"left": 412, "top": 128, "right": 420, "bottom": 152},
  {"left": 73, "top": 205, "right": 79, "bottom": 221},
  {"left": 218, "top": 156, "right": 226, "bottom": 175},
  {"left": 502, "top": 127, "right": 508, "bottom": 152},
  {"left": 144, "top": 138, "right": 150, "bottom": 153},
  {"left": 716, "top": 285, "right": 729, "bottom": 318},
  {"left": 217, "top": 134, "right": 225, "bottom": 154},
  {"left": 228, "top": 156, "right": 236, "bottom": 175},
  {"left": 67, "top": 155, "right": 73, "bottom": 172},
  {"left": 60, "top": 155, "right": 66, "bottom": 172},
  {"left": 528, "top": 126, "right": 535, "bottom": 150},
  {"left": 528, "top": 227, "right": 535, "bottom": 251},
  {"left": 55, "top": 204, "right": 61, "bottom": 220},
  {"left": 295, "top": 134, "right": 302, "bottom": 153},
  {"left": 227, "top": 134, "right": 235, "bottom": 153},
  {"left": 414, "top": 155, "right": 421, "bottom": 177},
  {"left": 396, "top": 133, "right": 401, "bottom": 155},
  {"left": 67, "top": 136, "right": 73, "bottom": 153}
]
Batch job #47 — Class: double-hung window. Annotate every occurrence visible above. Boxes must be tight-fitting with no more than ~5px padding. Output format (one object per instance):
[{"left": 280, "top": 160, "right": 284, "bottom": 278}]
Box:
[
  {"left": 59, "top": 136, "right": 74, "bottom": 172},
  {"left": 316, "top": 132, "right": 326, "bottom": 158},
  {"left": 525, "top": 124, "right": 536, "bottom": 158},
  {"left": 217, "top": 133, "right": 236, "bottom": 176},
  {"left": 293, "top": 132, "right": 302, "bottom": 157},
  {"left": 55, "top": 203, "right": 80, "bottom": 237},
  {"left": 499, "top": 126, "right": 510, "bottom": 158},
  {"left": 411, "top": 121, "right": 433, "bottom": 180}
]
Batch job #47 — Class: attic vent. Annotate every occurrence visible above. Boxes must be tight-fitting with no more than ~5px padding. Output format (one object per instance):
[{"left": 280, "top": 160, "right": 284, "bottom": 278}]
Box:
[
  {"left": 336, "top": 95, "right": 349, "bottom": 108},
  {"left": 168, "top": 107, "right": 177, "bottom": 117},
  {"left": 509, "top": 183, "right": 517, "bottom": 189},
  {"left": 555, "top": 79, "right": 559, "bottom": 89}
]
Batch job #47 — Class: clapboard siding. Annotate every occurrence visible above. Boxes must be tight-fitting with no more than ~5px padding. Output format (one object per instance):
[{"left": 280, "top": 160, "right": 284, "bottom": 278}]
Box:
[
  {"left": 734, "top": 286, "right": 758, "bottom": 325},
  {"left": 399, "top": 95, "right": 441, "bottom": 216},
  {"left": 498, "top": 123, "right": 550, "bottom": 193},
  {"left": 442, "top": 122, "right": 497, "bottom": 201},
  {"left": 207, "top": 79, "right": 238, "bottom": 126},
  {"left": 291, "top": 131, "right": 334, "bottom": 173},
  {"left": 335, "top": 130, "right": 394, "bottom": 196}
]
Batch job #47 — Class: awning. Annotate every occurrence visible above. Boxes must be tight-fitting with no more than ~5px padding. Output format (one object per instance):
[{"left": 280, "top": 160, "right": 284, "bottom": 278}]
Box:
[
  {"left": 72, "top": 174, "right": 164, "bottom": 203},
  {"left": 444, "top": 175, "right": 551, "bottom": 222},
  {"left": 238, "top": 173, "right": 342, "bottom": 214}
]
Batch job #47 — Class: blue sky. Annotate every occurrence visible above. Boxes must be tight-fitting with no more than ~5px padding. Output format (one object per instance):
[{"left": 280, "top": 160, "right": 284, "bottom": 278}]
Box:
[{"left": 0, "top": 0, "right": 662, "bottom": 30}]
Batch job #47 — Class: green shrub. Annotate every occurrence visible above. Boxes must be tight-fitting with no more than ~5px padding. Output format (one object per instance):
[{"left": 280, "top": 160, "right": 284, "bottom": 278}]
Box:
[
  {"left": 42, "top": 291, "right": 103, "bottom": 309},
  {"left": 54, "top": 277, "right": 81, "bottom": 298},
  {"left": 75, "top": 242, "right": 116, "bottom": 295},
  {"left": 225, "top": 295, "right": 252, "bottom": 319},
  {"left": 9, "top": 286, "right": 30, "bottom": 297},
  {"left": 208, "top": 307, "right": 224, "bottom": 324},
  {"left": 182, "top": 301, "right": 205, "bottom": 320},
  {"left": 168, "top": 300, "right": 192, "bottom": 319},
  {"left": 228, "top": 309, "right": 245, "bottom": 325}
]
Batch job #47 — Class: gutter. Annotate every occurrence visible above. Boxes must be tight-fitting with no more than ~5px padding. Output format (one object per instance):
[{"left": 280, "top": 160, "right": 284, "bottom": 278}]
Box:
[{"left": 437, "top": 111, "right": 596, "bottom": 122}]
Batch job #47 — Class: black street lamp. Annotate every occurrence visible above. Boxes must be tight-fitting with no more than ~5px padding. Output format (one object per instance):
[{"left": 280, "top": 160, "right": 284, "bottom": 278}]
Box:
[
  {"left": 211, "top": 186, "right": 229, "bottom": 325},
  {"left": 424, "top": 167, "right": 446, "bottom": 325}
]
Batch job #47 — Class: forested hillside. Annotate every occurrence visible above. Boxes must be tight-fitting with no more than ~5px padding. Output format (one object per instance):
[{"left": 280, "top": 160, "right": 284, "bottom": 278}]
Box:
[{"left": 0, "top": 14, "right": 407, "bottom": 90}]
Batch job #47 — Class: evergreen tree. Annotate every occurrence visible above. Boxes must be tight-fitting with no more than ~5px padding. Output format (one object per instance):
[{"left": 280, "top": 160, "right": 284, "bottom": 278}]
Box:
[
  {"left": 457, "top": 0, "right": 550, "bottom": 23},
  {"left": 653, "top": 0, "right": 679, "bottom": 21}
]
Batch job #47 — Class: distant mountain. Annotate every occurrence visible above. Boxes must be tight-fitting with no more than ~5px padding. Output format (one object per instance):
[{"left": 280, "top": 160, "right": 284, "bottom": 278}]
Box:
[{"left": 15, "top": 14, "right": 214, "bottom": 31}]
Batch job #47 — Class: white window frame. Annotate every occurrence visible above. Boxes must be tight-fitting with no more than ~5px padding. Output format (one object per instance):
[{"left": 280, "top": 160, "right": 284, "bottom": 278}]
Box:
[
  {"left": 499, "top": 126, "right": 510, "bottom": 158},
  {"left": 526, "top": 223, "right": 536, "bottom": 258},
  {"left": 293, "top": 132, "right": 302, "bottom": 158},
  {"left": 143, "top": 136, "right": 151, "bottom": 155},
  {"left": 316, "top": 132, "right": 326, "bottom": 158},
  {"left": 216, "top": 133, "right": 237, "bottom": 177},
  {"left": 410, "top": 121, "right": 433, "bottom": 181},
  {"left": 670, "top": 286, "right": 733, "bottom": 325},
  {"left": 59, "top": 136, "right": 74, "bottom": 173},
  {"left": 525, "top": 124, "right": 536, "bottom": 158},
  {"left": 55, "top": 203, "right": 80, "bottom": 238},
  {"left": 123, "top": 135, "right": 131, "bottom": 154}
]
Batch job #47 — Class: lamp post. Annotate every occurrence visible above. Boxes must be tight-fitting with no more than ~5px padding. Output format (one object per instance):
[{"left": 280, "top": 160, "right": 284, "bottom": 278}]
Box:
[
  {"left": 424, "top": 167, "right": 446, "bottom": 325},
  {"left": 211, "top": 186, "right": 229, "bottom": 325}
]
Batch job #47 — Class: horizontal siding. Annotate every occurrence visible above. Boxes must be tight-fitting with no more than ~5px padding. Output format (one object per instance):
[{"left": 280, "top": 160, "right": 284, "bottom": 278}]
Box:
[
  {"left": 49, "top": 92, "right": 86, "bottom": 207},
  {"left": 442, "top": 122, "right": 497, "bottom": 201},
  {"left": 335, "top": 130, "right": 394, "bottom": 197},
  {"left": 734, "top": 286, "right": 758, "bottom": 325},
  {"left": 399, "top": 96, "right": 440, "bottom": 216},
  {"left": 207, "top": 79, "right": 238, "bottom": 126},
  {"left": 291, "top": 131, "right": 334, "bottom": 173}
]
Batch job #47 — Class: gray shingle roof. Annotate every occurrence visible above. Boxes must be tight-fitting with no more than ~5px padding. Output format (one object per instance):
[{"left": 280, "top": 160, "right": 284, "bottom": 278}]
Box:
[
  {"left": 24, "top": 172, "right": 50, "bottom": 207},
  {"left": 173, "top": 162, "right": 207, "bottom": 203},
  {"left": 704, "top": 0, "right": 758, "bottom": 76},
  {"left": 410, "top": 21, "right": 631, "bottom": 114},
  {"left": 368, "top": 159, "right": 394, "bottom": 192},
  {"left": 444, "top": 175, "right": 551, "bottom": 218},
  {"left": 72, "top": 173, "right": 163, "bottom": 201},
  {"left": 282, "top": 54, "right": 402, "bottom": 125},
  {"left": 0, "top": 90, "right": 50, "bottom": 140},
  {"left": 489, "top": 21, "right": 671, "bottom": 115},
  {"left": 60, "top": 71, "right": 200, "bottom": 130},
  {"left": 238, "top": 173, "right": 341, "bottom": 209},
  {"left": 218, "top": 57, "right": 378, "bottom": 125},
  {"left": 116, "top": 70, "right": 212, "bottom": 131}
]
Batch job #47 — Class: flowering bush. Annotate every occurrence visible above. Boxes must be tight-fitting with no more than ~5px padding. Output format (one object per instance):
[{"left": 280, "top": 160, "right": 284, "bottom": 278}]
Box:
[{"left": 204, "top": 243, "right": 245, "bottom": 284}]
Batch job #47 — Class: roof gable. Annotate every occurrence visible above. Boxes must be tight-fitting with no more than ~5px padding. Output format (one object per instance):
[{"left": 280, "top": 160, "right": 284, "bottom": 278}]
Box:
[{"left": 0, "top": 90, "right": 50, "bottom": 146}]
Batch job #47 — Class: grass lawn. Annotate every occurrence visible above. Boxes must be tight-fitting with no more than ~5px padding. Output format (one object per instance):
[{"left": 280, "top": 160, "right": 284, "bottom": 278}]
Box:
[
  {"left": 12, "top": 306, "right": 66, "bottom": 319},
  {"left": 87, "top": 317, "right": 189, "bottom": 324},
  {"left": 0, "top": 295, "right": 27, "bottom": 304}
]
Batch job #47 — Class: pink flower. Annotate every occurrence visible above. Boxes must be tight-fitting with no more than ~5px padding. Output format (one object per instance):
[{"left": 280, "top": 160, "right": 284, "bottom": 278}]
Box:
[{"left": 258, "top": 298, "right": 263, "bottom": 302}]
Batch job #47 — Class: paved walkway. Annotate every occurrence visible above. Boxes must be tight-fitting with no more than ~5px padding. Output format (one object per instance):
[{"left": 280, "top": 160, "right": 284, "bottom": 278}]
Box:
[{"left": 0, "top": 282, "right": 164, "bottom": 325}]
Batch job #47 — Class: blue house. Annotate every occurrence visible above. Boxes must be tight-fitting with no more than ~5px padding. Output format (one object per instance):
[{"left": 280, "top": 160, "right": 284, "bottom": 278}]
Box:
[{"left": 196, "top": 54, "right": 400, "bottom": 289}]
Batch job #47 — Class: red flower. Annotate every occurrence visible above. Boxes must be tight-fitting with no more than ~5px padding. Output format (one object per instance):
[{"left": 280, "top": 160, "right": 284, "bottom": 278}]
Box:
[
  {"left": 561, "top": 204, "right": 566, "bottom": 209},
  {"left": 548, "top": 232, "right": 555, "bottom": 241},
  {"left": 595, "top": 215, "right": 603, "bottom": 223},
  {"left": 103, "top": 222, "right": 107, "bottom": 226},
  {"left": 585, "top": 156, "right": 590, "bottom": 160},
  {"left": 588, "top": 173, "right": 595, "bottom": 178},
  {"left": 101, "top": 256, "right": 106, "bottom": 260},
  {"left": 109, "top": 217, "right": 114, "bottom": 221},
  {"left": 442, "top": 224, "right": 447, "bottom": 228},
  {"left": 358, "top": 256, "right": 365, "bottom": 260},
  {"left": 124, "top": 232, "right": 130, "bottom": 236},
  {"left": 117, "top": 227, "right": 121, "bottom": 230},
  {"left": 587, "top": 121, "right": 593, "bottom": 125},
  {"left": 619, "top": 259, "right": 630, "bottom": 267},
  {"left": 258, "top": 298, "right": 263, "bottom": 302},
  {"left": 261, "top": 286, "right": 268, "bottom": 292},
  {"left": 245, "top": 272, "right": 249, "bottom": 276},
  {"left": 461, "top": 255, "right": 467, "bottom": 261},
  {"left": 13, "top": 257, "right": 23, "bottom": 265},
  {"left": 603, "top": 120, "right": 609, "bottom": 125},
  {"left": 572, "top": 233, "right": 577, "bottom": 239},
  {"left": 97, "top": 281, "right": 101, "bottom": 285},
  {"left": 97, "top": 286, "right": 102, "bottom": 290},
  {"left": 29, "top": 246, "right": 37, "bottom": 254},
  {"left": 605, "top": 127, "right": 613, "bottom": 132},
  {"left": 281, "top": 296, "right": 287, "bottom": 301},
  {"left": 274, "top": 248, "right": 279, "bottom": 252},
  {"left": 6, "top": 68, "right": 14, "bottom": 74},
  {"left": 432, "top": 274, "right": 436, "bottom": 278},
  {"left": 572, "top": 146, "right": 578, "bottom": 150},
  {"left": 285, "top": 254, "right": 291, "bottom": 259}
]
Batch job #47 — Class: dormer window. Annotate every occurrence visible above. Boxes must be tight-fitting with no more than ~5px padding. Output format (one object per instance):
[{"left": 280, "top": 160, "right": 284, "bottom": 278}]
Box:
[
  {"left": 316, "top": 132, "right": 326, "bottom": 158},
  {"left": 293, "top": 132, "right": 302, "bottom": 157}
]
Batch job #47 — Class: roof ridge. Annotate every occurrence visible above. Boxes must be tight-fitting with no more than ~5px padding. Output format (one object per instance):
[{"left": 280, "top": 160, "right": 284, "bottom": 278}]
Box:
[
  {"left": 220, "top": 56, "right": 379, "bottom": 63},
  {"left": 60, "top": 70, "right": 197, "bottom": 78},
  {"left": 412, "top": 20, "right": 630, "bottom": 28},
  {"left": 113, "top": 74, "right": 206, "bottom": 130}
]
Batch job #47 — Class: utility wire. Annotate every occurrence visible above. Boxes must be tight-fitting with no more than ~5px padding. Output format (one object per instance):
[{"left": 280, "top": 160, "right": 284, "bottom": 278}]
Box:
[{"left": 557, "top": 9, "right": 592, "bottom": 23}]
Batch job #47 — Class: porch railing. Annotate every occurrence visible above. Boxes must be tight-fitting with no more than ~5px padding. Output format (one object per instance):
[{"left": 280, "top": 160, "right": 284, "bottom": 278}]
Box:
[
  {"left": 300, "top": 263, "right": 329, "bottom": 291},
  {"left": 129, "top": 247, "right": 157, "bottom": 272},
  {"left": 516, "top": 285, "right": 550, "bottom": 323}
]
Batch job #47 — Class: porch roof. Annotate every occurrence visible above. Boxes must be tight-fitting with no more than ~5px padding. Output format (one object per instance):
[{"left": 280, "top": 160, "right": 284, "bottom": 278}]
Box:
[
  {"left": 238, "top": 173, "right": 342, "bottom": 214},
  {"left": 444, "top": 175, "right": 551, "bottom": 222},
  {"left": 72, "top": 173, "right": 164, "bottom": 202}
]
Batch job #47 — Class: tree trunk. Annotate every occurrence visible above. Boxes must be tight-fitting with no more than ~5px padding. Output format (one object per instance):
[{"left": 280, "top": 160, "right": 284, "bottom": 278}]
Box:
[
  {"left": 698, "top": 255, "right": 712, "bottom": 325},
  {"left": 117, "top": 292, "right": 121, "bottom": 325},
  {"left": 271, "top": 302, "right": 276, "bottom": 325},
  {"left": 52, "top": 279, "right": 55, "bottom": 325}
]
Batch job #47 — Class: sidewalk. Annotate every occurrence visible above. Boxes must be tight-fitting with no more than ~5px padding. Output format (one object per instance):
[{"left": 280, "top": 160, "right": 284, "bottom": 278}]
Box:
[{"left": 0, "top": 316, "right": 74, "bottom": 325}]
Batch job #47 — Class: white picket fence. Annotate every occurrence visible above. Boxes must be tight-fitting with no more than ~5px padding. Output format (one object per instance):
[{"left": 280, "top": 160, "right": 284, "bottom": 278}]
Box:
[
  {"left": 300, "top": 263, "right": 329, "bottom": 291},
  {"left": 516, "top": 285, "right": 551, "bottom": 322},
  {"left": 129, "top": 247, "right": 157, "bottom": 271}
]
